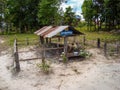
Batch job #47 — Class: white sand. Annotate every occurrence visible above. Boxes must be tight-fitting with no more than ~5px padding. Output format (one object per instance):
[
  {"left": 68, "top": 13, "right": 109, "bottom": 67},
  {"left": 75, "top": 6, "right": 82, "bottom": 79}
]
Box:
[
  {"left": 0, "top": 39, "right": 4, "bottom": 44},
  {"left": 0, "top": 48, "right": 120, "bottom": 90}
]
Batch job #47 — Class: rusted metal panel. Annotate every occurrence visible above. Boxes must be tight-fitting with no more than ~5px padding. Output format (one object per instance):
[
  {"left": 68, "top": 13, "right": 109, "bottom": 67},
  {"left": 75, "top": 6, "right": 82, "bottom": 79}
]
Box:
[
  {"left": 41, "top": 26, "right": 59, "bottom": 37},
  {"left": 34, "top": 25, "right": 83, "bottom": 38},
  {"left": 44, "top": 26, "right": 68, "bottom": 38},
  {"left": 37, "top": 26, "right": 52, "bottom": 36},
  {"left": 34, "top": 26, "right": 47, "bottom": 34}
]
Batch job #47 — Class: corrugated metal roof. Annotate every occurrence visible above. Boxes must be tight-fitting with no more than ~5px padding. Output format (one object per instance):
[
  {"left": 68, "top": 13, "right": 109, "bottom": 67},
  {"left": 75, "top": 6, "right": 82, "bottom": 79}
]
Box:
[
  {"left": 34, "top": 26, "right": 52, "bottom": 36},
  {"left": 35, "top": 26, "right": 68, "bottom": 38},
  {"left": 34, "top": 26, "right": 47, "bottom": 34},
  {"left": 41, "top": 26, "right": 59, "bottom": 37},
  {"left": 34, "top": 26, "right": 84, "bottom": 38},
  {"left": 44, "top": 26, "right": 68, "bottom": 38}
]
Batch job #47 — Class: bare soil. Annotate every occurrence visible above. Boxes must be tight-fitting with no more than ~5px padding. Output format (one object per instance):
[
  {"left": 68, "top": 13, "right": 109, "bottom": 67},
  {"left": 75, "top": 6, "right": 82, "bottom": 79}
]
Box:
[{"left": 0, "top": 46, "right": 120, "bottom": 90}]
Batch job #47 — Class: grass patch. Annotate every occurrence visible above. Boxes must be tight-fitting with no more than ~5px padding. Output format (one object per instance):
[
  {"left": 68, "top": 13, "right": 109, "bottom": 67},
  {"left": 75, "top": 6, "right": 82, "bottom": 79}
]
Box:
[
  {"left": 77, "top": 27, "right": 120, "bottom": 42},
  {"left": 1, "top": 33, "right": 38, "bottom": 46}
]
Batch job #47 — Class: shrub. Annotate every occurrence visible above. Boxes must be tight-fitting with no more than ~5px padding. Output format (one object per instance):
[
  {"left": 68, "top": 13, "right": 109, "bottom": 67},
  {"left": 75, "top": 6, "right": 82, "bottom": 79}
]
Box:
[
  {"left": 61, "top": 52, "right": 67, "bottom": 63},
  {"left": 79, "top": 50, "right": 92, "bottom": 58},
  {"left": 37, "top": 62, "right": 50, "bottom": 74}
]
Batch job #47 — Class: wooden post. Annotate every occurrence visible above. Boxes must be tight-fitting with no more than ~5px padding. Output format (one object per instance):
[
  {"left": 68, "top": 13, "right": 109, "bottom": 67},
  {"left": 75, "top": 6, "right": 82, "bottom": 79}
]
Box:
[
  {"left": 40, "top": 36, "right": 44, "bottom": 45},
  {"left": 46, "top": 38, "right": 48, "bottom": 44},
  {"left": 49, "top": 38, "right": 51, "bottom": 44},
  {"left": 64, "top": 37, "right": 68, "bottom": 62},
  {"left": 41, "top": 44, "right": 45, "bottom": 64},
  {"left": 97, "top": 38, "right": 100, "bottom": 48},
  {"left": 41, "top": 37, "right": 45, "bottom": 64},
  {"left": 104, "top": 41, "right": 107, "bottom": 56},
  {"left": 58, "top": 37, "right": 60, "bottom": 42},
  {"left": 57, "top": 38, "right": 60, "bottom": 55},
  {"left": 26, "top": 37, "right": 29, "bottom": 45},
  {"left": 14, "top": 39, "right": 20, "bottom": 72},
  {"left": 83, "top": 35, "right": 86, "bottom": 45}
]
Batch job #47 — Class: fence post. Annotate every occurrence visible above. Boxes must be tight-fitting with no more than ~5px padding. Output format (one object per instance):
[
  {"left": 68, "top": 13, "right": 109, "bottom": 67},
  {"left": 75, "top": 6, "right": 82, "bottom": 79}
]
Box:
[
  {"left": 14, "top": 39, "right": 20, "bottom": 72},
  {"left": 97, "top": 38, "right": 100, "bottom": 48},
  {"left": 104, "top": 41, "right": 107, "bottom": 56},
  {"left": 83, "top": 35, "right": 86, "bottom": 45}
]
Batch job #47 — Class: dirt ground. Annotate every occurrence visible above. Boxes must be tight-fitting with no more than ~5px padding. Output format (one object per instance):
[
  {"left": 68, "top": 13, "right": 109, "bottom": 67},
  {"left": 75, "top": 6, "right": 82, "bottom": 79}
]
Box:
[{"left": 0, "top": 43, "right": 120, "bottom": 90}]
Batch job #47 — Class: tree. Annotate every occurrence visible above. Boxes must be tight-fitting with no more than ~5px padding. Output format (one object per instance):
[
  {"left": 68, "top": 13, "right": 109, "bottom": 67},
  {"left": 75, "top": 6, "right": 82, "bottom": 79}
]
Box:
[
  {"left": 37, "top": 0, "right": 60, "bottom": 26},
  {"left": 7, "top": 0, "right": 40, "bottom": 33},
  {"left": 82, "top": 0, "right": 120, "bottom": 31},
  {"left": 0, "top": 0, "right": 7, "bottom": 33},
  {"left": 82, "top": 0, "right": 95, "bottom": 31},
  {"left": 63, "top": 6, "right": 76, "bottom": 25}
]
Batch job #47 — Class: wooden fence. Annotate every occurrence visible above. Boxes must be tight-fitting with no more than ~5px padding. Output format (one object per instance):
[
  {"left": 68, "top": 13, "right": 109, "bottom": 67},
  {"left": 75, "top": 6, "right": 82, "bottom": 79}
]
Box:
[
  {"left": 12, "top": 36, "right": 120, "bottom": 72},
  {"left": 80, "top": 36, "right": 120, "bottom": 56}
]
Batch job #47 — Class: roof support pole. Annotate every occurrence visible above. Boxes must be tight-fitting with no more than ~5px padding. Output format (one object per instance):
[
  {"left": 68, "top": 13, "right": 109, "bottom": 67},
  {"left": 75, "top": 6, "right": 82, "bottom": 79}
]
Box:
[
  {"left": 64, "top": 37, "right": 68, "bottom": 62},
  {"left": 46, "top": 38, "right": 48, "bottom": 44},
  {"left": 39, "top": 36, "right": 44, "bottom": 45}
]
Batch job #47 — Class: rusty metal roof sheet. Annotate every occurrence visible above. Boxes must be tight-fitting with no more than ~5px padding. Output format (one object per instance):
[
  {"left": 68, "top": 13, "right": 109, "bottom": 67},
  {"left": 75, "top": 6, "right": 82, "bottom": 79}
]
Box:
[
  {"left": 44, "top": 26, "right": 68, "bottom": 38},
  {"left": 34, "top": 26, "right": 84, "bottom": 38},
  {"left": 34, "top": 26, "right": 52, "bottom": 36},
  {"left": 35, "top": 26, "right": 68, "bottom": 38}
]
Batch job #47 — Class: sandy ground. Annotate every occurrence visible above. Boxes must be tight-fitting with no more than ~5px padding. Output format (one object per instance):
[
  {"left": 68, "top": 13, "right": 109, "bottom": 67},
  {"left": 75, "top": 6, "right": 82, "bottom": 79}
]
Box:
[
  {"left": 0, "top": 38, "right": 4, "bottom": 44},
  {"left": 0, "top": 47, "right": 120, "bottom": 90}
]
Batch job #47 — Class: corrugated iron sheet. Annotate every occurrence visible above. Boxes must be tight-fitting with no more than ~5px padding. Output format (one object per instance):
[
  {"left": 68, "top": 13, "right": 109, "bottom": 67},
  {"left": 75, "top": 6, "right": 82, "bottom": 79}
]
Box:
[
  {"left": 44, "top": 26, "right": 68, "bottom": 38},
  {"left": 34, "top": 26, "right": 84, "bottom": 38},
  {"left": 34, "top": 26, "right": 47, "bottom": 34},
  {"left": 35, "top": 26, "right": 53, "bottom": 36},
  {"left": 35, "top": 26, "right": 68, "bottom": 38}
]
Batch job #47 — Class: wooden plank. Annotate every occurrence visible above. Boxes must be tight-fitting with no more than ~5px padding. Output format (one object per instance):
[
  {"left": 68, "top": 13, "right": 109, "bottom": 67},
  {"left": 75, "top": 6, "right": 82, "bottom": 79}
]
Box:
[
  {"left": 18, "top": 47, "right": 64, "bottom": 53},
  {"left": 19, "top": 58, "right": 41, "bottom": 61}
]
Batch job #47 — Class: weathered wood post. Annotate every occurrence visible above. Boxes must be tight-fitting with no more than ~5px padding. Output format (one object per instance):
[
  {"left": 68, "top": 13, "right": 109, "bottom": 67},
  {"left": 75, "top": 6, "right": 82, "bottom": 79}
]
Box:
[
  {"left": 83, "top": 35, "right": 86, "bottom": 45},
  {"left": 41, "top": 37, "right": 45, "bottom": 64},
  {"left": 97, "top": 38, "right": 100, "bottom": 48},
  {"left": 64, "top": 36, "right": 68, "bottom": 62},
  {"left": 14, "top": 39, "right": 20, "bottom": 72},
  {"left": 58, "top": 37, "right": 60, "bottom": 42},
  {"left": 57, "top": 37, "right": 60, "bottom": 55},
  {"left": 39, "top": 36, "right": 44, "bottom": 45},
  {"left": 49, "top": 38, "right": 51, "bottom": 44},
  {"left": 104, "top": 41, "right": 107, "bottom": 56},
  {"left": 46, "top": 38, "right": 48, "bottom": 44},
  {"left": 26, "top": 37, "right": 29, "bottom": 45}
]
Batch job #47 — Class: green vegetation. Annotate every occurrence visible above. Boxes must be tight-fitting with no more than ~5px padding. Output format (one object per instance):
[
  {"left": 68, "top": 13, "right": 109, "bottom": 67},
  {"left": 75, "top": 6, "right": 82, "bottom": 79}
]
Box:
[
  {"left": 37, "top": 62, "right": 50, "bottom": 74},
  {"left": 79, "top": 49, "right": 92, "bottom": 58},
  {"left": 38, "top": 0, "right": 61, "bottom": 25},
  {"left": 82, "top": 0, "right": 120, "bottom": 31},
  {"left": 61, "top": 52, "right": 67, "bottom": 63},
  {"left": 1, "top": 34, "right": 38, "bottom": 46},
  {"left": 77, "top": 27, "right": 120, "bottom": 41}
]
